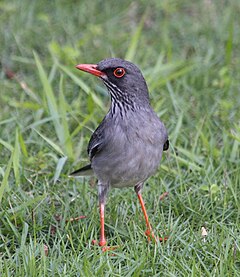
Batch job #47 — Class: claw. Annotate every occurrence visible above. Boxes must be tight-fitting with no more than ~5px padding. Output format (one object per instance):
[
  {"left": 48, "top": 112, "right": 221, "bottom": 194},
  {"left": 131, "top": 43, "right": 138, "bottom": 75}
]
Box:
[
  {"left": 91, "top": 239, "right": 119, "bottom": 252},
  {"left": 145, "top": 229, "right": 168, "bottom": 243},
  {"left": 102, "top": 245, "right": 119, "bottom": 252},
  {"left": 158, "top": 236, "right": 168, "bottom": 242},
  {"left": 91, "top": 239, "right": 98, "bottom": 245}
]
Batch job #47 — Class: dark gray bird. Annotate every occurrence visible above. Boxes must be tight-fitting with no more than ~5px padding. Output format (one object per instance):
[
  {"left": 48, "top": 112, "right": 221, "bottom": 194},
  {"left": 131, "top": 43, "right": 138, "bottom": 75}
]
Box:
[{"left": 70, "top": 58, "right": 169, "bottom": 247}]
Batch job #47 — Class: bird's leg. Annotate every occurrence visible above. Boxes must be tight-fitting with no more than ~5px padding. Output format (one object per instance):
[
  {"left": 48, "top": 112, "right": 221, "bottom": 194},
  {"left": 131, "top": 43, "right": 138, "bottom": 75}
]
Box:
[
  {"left": 99, "top": 202, "right": 107, "bottom": 246},
  {"left": 135, "top": 183, "right": 168, "bottom": 243},
  {"left": 94, "top": 182, "right": 119, "bottom": 252},
  {"left": 138, "top": 194, "right": 156, "bottom": 242},
  {"left": 97, "top": 182, "right": 109, "bottom": 247},
  {"left": 134, "top": 183, "right": 157, "bottom": 242}
]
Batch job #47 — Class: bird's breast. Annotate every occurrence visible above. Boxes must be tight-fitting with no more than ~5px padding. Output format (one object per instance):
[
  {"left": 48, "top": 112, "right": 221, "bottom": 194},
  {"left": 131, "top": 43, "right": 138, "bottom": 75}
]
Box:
[{"left": 91, "top": 111, "right": 166, "bottom": 188}]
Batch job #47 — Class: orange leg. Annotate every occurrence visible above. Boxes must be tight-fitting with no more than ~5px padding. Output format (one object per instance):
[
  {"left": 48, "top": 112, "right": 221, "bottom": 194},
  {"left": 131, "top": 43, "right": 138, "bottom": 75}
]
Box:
[
  {"left": 99, "top": 203, "right": 107, "bottom": 246},
  {"left": 94, "top": 202, "right": 118, "bottom": 252},
  {"left": 95, "top": 184, "right": 119, "bottom": 251},
  {"left": 137, "top": 192, "right": 157, "bottom": 242},
  {"left": 136, "top": 192, "right": 168, "bottom": 243}
]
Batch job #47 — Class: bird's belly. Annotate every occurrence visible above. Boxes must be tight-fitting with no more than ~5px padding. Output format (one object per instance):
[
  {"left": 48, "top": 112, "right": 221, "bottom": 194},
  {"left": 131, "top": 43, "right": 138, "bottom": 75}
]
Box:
[{"left": 92, "top": 143, "right": 163, "bottom": 188}]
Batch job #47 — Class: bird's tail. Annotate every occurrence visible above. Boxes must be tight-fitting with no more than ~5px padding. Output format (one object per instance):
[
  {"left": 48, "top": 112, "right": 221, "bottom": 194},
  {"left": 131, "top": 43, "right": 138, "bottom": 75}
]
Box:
[{"left": 69, "top": 164, "right": 93, "bottom": 177}]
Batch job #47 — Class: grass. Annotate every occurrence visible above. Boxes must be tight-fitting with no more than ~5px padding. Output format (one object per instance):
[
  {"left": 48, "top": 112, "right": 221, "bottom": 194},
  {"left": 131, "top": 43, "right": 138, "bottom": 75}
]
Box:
[{"left": 0, "top": 0, "right": 240, "bottom": 276}]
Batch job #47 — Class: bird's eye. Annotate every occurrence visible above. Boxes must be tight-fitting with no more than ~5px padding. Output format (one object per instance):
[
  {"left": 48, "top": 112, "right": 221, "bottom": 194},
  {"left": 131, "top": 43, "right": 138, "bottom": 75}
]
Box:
[{"left": 113, "top": 68, "right": 125, "bottom": 78}]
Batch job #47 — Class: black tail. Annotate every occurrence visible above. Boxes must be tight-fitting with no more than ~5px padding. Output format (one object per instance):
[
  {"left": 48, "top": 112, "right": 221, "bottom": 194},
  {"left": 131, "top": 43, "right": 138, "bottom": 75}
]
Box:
[{"left": 69, "top": 164, "right": 93, "bottom": 177}]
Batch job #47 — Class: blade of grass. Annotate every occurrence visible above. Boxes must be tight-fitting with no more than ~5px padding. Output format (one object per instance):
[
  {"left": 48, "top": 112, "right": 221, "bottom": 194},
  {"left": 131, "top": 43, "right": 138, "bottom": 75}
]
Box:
[
  {"left": 225, "top": 19, "right": 233, "bottom": 66},
  {"left": 33, "top": 129, "right": 64, "bottom": 156},
  {"left": 125, "top": 14, "right": 145, "bottom": 61},
  {"left": 53, "top": 156, "right": 68, "bottom": 184},
  {"left": 176, "top": 146, "right": 204, "bottom": 166},
  {"left": 0, "top": 152, "right": 13, "bottom": 203},
  {"left": 0, "top": 138, "right": 13, "bottom": 152},
  {"left": 171, "top": 111, "right": 183, "bottom": 146},
  {"left": 18, "top": 131, "right": 28, "bottom": 158},
  {"left": 13, "top": 129, "right": 20, "bottom": 186},
  {"left": 2, "top": 194, "right": 47, "bottom": 215},
  {"left": 150, "top": 63, "right": 195, "bottom": 90},
  {"left": 59, "top": 75, "right": 73, "bottom": 159},
  {"left": 34, "top": 52, "right": 64, "bottom": 146},
  {"left": 20, "top": 222, "right": 29, "bottom": 251},
  {"left": 58, "top": 64, "right": 105, "bottom": 111}
]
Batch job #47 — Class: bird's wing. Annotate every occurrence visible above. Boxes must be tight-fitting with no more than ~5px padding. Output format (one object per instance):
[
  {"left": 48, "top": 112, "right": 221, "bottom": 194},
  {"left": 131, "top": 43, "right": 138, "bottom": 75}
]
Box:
[
  {"left": 87, "top": 120, "right": 106, "bottom": 160},
  {"left": 163, "top": 139, "right": 169, "bottom": 151},
  {"left": 69, "top": 119, "right": 107, "bottom": 177}
]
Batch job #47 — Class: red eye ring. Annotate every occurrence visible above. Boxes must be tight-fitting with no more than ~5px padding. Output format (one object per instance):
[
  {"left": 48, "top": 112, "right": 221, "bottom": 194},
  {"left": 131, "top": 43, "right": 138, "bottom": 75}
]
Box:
[{"left": 113, "top": 68, "right": 125, "bottom": 78}]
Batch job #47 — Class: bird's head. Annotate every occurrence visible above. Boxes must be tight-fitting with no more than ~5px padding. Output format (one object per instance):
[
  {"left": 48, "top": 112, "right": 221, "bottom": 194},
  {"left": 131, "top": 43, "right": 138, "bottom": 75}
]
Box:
[{"left": 76, "top": 58, "right": 150, "bottom": 110}]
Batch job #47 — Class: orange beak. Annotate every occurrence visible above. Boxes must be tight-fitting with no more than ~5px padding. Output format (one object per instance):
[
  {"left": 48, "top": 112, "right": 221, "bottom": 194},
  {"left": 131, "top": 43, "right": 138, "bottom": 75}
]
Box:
[{"left": 75, "top": 64, "right": 106, "bottom": 78}]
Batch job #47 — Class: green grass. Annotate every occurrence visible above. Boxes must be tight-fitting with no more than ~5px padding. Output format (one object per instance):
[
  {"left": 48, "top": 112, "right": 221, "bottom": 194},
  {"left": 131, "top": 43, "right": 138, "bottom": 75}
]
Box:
[{"left": 1, "top": 0, "right": 240, "bottom": 276}]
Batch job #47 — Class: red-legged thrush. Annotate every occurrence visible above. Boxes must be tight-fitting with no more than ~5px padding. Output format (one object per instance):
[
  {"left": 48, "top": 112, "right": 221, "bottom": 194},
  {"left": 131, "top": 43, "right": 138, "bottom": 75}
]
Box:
[{"left": 70, "top": 58, "right": 169, "bottom": 247}]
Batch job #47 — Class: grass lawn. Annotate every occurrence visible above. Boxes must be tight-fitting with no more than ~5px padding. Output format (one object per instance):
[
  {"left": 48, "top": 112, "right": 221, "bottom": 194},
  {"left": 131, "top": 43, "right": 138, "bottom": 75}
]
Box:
[{"left": 0, "top": 0, "right": 240, "bottom": 276}]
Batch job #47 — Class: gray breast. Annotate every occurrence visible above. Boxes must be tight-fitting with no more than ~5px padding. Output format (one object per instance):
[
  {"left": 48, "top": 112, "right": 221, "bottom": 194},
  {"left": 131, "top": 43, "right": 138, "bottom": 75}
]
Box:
[{"left": 91, "top": 109, "right": 167, "bottom": 188}]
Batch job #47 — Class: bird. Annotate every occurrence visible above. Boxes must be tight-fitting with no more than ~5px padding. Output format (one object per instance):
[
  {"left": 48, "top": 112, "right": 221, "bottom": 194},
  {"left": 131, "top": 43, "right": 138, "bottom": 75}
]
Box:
[{"left": 69, "top": 58, "right": 169, "bottom": 247}]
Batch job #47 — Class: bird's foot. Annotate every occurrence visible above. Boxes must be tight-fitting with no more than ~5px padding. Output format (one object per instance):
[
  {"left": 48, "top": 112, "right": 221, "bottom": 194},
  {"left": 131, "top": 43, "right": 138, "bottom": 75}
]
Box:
[
  {"left": 145, "top": 229, "right": 156, "bottom": 242},
  {"left": 101, "top": 246, "right": 119, "bottom": 252},
  {"left": 158, "top": 236, "right": 168, "bottom": 242},
  {"left": 145, "top": 229, "right": 168, "bottom": 243},
  {"left": 65, "top": 215, "right": 86, "bottom": 222},
  {"left": 91, "top": 239, "right": 119, "bottom": 252},
  {"left": 99, "top": 238, "right": 107, "bottom": 247},
  {"left": 159, "top": 191, "right": 169, "bottom": 201}
]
